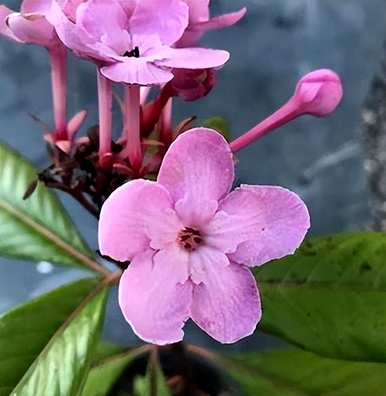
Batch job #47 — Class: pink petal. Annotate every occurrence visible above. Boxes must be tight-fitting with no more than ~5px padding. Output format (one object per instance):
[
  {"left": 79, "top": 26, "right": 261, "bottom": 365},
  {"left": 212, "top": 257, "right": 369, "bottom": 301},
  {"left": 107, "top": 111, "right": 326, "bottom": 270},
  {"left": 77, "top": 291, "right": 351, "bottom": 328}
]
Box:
[
  {"left": 191, "top": 259, "right": 261, "bottom": 343},
  {"left": 76, "top": 0, "right": 128, "bottom": 41},
  {"left": 100, "top": 58, "right": 174, "bottom": 85},
  {"left": 157, "top": 128, "right": 234, "bottom": 226},
  {"left": 0, "top": 6, "right": 23, "bottom": 42},
  {"left": 67, "top": 109, "right": 87, "bottom": 139},
  {"left": 217, "top": 185, "right": 310, "bottom": 267},
  {"left": 7, "top": 12, "right": 58, "bottom": 47},
  {"left": 184, "top": 0, "right": 209, "bottom": 23},
  {"left": 21, "top": 0, "right": 52, "bottom": 14},
  {"left": 119, "top": 249, "right": 193, "bottom": 345},
  {"left": 99, "top": 179, "right": 181, "bottom": 262},
  {"left": 156, "top": 47, "right": 229, "bottom": 70},
  {"left": 129, "top": 0, "right": 189, "bottom": 46}
]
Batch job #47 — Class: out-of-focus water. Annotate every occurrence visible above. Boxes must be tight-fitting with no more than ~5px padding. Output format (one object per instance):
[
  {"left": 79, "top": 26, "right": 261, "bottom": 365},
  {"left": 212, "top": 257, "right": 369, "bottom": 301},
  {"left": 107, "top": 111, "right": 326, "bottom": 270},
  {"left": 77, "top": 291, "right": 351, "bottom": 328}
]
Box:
[{"left": 0, "top": 0, "right": 384, "bottom": 349}]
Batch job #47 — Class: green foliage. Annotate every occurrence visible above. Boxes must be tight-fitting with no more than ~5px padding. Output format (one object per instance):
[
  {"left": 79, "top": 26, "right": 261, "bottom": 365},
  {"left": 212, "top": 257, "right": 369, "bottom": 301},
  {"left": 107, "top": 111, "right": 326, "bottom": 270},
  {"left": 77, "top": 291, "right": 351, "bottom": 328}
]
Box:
[
  {"left": 0, "top": 143, "right": 93, "bottom": 267},
  {"left": 225, "top": 348, "right": 386, "bottom": 396},
  {"left": 0, "top": 278, "right": 107, "bottom": 396},
  {"left": 133, "top": 360, "right": 171, "bottom": 396},
  {"left": 202, "top": 116, "right": 231, "bottom": 140},
  {"left": 255, "top": 232, "right": 386, "bottom": 362}
]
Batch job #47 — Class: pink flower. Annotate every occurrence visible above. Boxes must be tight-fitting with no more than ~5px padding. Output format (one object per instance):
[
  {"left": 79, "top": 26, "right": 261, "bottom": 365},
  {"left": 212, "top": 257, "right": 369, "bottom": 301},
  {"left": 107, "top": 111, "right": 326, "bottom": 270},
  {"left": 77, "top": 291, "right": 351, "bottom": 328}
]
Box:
[
  {"left": 0, "top": 0, "right": 60, "bottom": 47},
  {"left": 99, "top": 129, "right": 310, "bottom": 345},
  {"left": 230, "top": 69, "right": 343, "bottom": 152},
  {"left": 177, "top": 0, "right": 246, "bottom": 47},
  {"left": 47, "top": 0, "right": 230, "bottom": 85}
]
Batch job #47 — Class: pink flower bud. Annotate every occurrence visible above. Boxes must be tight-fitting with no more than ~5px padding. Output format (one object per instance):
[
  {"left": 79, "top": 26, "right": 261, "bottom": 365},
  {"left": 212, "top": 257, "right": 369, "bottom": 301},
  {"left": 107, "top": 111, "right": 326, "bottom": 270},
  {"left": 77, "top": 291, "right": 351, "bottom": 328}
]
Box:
[
  {"left": 167, "top": 68, "right": 216, "bottom": 102},
  {"left": 293, "top": 69, "right": 343, "bottom": 116}
]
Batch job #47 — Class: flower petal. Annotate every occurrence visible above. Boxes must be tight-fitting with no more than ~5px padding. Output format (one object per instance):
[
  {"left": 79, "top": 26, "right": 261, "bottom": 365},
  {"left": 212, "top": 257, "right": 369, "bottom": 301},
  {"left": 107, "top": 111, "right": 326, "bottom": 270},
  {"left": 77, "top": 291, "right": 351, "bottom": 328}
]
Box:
[
  {"left": 119, "top": 249, "right": 193, "bottom": 345},
  {"left": 156, "top": 47, "right": 229, "bottom": 70},
  {"left": 191, "top": 260, "right": 261, "bottom": 343},
  {"left": 0, "top": 6, "right": 24, "bottom": 42},
  {"left": 100, "top": 58, "right": 174, "bottom": 85},
  {"left": 99, "top": 179, "right": 182, "bottom": 262},
  {"left": 210, "top": 185, "right": 310, "bottom": 267},
  {"left": 21, "top": 0, "right": 52, "bottom": 14},
  {"left": 129, "top": 0, "right": 189, "bottom": 46},
  {"left": 158, "top": 128, "right": 234, "bottom": 226},
  {"left": 184, "top": 0, "right": 209, "bottom": 23},
  {"left": 7, "top": 12, "right": 57, "bottom": 47}
]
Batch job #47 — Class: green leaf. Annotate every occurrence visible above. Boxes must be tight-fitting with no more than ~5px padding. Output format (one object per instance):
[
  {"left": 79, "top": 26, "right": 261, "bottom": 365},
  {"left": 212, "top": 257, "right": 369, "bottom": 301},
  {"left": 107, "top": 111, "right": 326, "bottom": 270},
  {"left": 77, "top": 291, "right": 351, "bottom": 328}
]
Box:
[
  {"left": 202, "top": 116, "right": 230, "bottom": 140},
  {"left": 0, "top": 143, "right": 94, "bottom": 267},
  {"left": 0, "top": 278, "right": 107, "bottom": 396},
  {"left": 225, "top": 348, "right": 386, "bottom": 396},
  {"left": 82, "top": 348, "right": 145, "bottom": 396},
  {"left": 254, "top": 232, "right": 386, "bottom": 362}
]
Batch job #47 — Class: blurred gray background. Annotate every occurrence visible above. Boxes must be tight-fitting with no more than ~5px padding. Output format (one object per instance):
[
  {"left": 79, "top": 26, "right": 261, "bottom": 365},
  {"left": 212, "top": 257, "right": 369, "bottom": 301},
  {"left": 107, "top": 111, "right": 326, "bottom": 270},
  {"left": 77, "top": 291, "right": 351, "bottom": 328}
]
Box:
[{"left": 0, "top": 0, "right": 385, "bottom": 351}]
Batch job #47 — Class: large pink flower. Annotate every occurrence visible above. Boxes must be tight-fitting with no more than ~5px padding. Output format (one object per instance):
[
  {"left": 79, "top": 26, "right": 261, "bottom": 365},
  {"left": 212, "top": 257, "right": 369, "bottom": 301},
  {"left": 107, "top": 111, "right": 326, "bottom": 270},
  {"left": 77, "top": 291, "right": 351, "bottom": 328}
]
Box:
[
  {"left": 177, "top": 0, "right": 247, "bottom": 47},
  {"left": 99, "top": 129, "right": 310, "bottom": 344},
  {"left": 47, "top": 0, "right": 230, "bottom": 85}
]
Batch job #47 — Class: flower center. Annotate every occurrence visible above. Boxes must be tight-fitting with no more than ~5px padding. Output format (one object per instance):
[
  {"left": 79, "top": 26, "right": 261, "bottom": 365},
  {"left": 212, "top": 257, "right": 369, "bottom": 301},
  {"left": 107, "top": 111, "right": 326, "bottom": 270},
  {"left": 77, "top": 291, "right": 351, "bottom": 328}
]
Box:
[
  {"left": 123, "top": 46, "right": 140, "bottom": 58},
  {"left": 178, "top": 227, "right": 203, "bottom": 252}
]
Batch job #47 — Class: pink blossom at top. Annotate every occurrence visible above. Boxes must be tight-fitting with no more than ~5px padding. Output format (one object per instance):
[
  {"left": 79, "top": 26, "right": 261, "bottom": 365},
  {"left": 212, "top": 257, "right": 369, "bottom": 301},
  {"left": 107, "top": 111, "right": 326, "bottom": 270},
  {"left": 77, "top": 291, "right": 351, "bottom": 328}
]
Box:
[
  {"left": 177, "top": 0, "right": 246, "bottom": 47},
  {"left": 0, "top": 0, "right": 60, "bottom": 47},
  {"left": 47, "top": 0, "right": 230, "bottom": 85},
  {"left": 98, "top": 129, "right": 310, "bottom": 345}
]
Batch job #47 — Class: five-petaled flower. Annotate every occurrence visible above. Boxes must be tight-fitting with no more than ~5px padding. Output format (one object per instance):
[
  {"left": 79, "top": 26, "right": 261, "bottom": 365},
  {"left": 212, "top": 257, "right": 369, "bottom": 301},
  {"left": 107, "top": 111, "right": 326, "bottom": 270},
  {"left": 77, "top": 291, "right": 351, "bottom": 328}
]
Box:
[
  {"left": 99, "top": 128, "right": 310, "bottom": 345},
  {"left": 47, "top": 0, "right": 230, "bottom": 85}
]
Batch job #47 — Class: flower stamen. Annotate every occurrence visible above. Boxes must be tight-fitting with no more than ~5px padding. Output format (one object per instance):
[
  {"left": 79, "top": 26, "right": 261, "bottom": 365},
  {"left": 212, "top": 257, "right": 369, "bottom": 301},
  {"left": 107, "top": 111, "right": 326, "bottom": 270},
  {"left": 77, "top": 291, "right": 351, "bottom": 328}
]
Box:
[
  {"left": 178, "top": 227, "right": 203, "bottom": 251},
  {"left": 123, "top": 46, "right": 140, "bottom": 58}
]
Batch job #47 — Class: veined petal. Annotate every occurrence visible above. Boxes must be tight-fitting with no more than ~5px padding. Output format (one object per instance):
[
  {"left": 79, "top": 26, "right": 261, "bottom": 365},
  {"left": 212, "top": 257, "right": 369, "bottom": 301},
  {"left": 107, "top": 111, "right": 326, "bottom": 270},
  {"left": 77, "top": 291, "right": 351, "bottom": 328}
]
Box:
[
  {"left": 7, "top": 12, "right": 58, "bottom": 47},
  {"left": 21, "top": 0, "right": 52, "bottom": 14},
  {"left": 158, "top": 128, "right": 234, "bottom": 226},
  {"left": 0, "top": 6, "right": 24, "bottom": 43},
  {"left": 191, "top": 261, "right": 261, "bottom": 343},
  {"left": 129, "top": 0, "right": 189, "bottom": 46},
  {"left": 216, "top": 185, "right": 310, "bottom": 267},
  {"left": 100, "top": 58, "right": 174, "bottom": 85},
  {"left": 156, "top": 47, "right": 229, "bottom": 69},
  {"left": 119, "top": 249, "right": 193, "bottom": 345},
  {"left": 99, "top": 179, "right": 182, "bottom": 262}
]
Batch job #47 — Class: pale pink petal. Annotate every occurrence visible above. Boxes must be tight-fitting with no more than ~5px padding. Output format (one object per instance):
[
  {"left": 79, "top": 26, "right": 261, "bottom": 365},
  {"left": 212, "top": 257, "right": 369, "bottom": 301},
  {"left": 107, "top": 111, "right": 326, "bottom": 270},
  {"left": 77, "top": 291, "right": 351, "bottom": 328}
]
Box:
[
  {"left": 217, "top": 185, "right": 310, "bottom": 267},
  {"left": 184, "top": 0, "right": 209, "bottom": 23},
  {"left": 99, "top": 179, "right": 181, "bottom": 262},
  {"left": 191, "top": 260, "right": 261, "bottom": 343},
  {"left": 129, "top": 0, "right": 189, "bottom": 46},
  {"left": 7, "top": 13, "right": 58, "bottom": 47},
  {"left": 21, "top": 0, "right": 52, "bottom": 14},
  {"left": 76, "top": 0, "right": 128, "bottom": 40},
  {"left": 158, "top": 128, "right": 234, "bottom": 226},
  {"left": 47, "top": 1, "right": 103, "bottom": 59},
  {"left": 67, "top": 109, "right": 87, "bottom": 139},
  {"left": 119, "top": 249, "right": 193, "bottom": 345},
  {"left": 100, "top": 58, "right": 174, "bottom": 85},
  {"left": 0, "top": 6, "right": 23, "bottom": 43},
  {"left": 156, "top": 47, "right": 229, "bottom": 69}
]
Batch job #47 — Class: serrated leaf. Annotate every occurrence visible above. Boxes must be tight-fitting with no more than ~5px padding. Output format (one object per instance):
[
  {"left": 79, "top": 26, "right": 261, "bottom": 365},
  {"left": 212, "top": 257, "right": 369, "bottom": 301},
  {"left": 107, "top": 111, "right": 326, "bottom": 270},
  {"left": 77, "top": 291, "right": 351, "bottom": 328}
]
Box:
[
  {"left": 254, "top": 232, "right": 386, "bottom": 362},
  {"left": 0, "top": 278, "right": 107, "bottom": 396},
  {"left": 82, "top": 349, "right": 142, "bottom": 396},
  {"left": 225, "top": 348, "right": 386, "bottom": 396},
  {"left": 0, "top": 143, "right": 94, "bottom": 267}
]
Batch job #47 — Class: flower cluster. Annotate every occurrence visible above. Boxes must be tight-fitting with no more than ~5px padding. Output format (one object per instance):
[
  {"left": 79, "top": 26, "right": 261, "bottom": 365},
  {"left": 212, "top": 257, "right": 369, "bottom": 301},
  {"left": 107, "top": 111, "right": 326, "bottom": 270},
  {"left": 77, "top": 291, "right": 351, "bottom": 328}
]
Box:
[{"left": 0, "top": 0, "right": 343, "bottom": 343}]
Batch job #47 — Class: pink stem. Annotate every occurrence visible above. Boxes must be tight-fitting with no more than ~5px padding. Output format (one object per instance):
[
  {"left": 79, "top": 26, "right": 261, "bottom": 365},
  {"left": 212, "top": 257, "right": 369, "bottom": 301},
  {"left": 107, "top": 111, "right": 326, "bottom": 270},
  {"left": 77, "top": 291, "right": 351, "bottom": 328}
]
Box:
[
  {"left": 229, "top": 99, "right": 301, "bottom": 152},
  {"left": 124, "top": 84, "right": 142, "bottom": 171},
  {"left": 158, "top": 98, "right": 173, "bottom": 145},
  {"left": 97, "top": 69, "right": 113, "bottom": 161},
  {"left": 49, "top": 46, "right": 67, "bottom": 140}
]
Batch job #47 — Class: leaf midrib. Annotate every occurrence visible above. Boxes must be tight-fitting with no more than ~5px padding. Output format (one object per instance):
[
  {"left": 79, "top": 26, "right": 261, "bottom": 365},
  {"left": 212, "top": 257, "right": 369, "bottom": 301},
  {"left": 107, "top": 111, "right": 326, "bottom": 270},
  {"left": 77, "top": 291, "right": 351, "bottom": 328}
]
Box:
[{"left": 0, "top": 199, "right": 109, "bottom": 276}]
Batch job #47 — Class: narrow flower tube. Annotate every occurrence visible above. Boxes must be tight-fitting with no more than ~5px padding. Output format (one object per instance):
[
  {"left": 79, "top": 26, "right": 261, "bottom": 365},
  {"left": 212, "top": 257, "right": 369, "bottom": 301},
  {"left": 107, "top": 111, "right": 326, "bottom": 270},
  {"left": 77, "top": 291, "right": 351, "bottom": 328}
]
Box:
[
  {"left": 230, "top": 69, "right": 343, "bottom": 152},
  {"left": 158, "top": 98, "right": 173, "bottom": 145},
  {"left": 123, "top": 84, "right": 142, "bottom": 171},
  {"left": 49, "top": 45, "right": 67, "bottom": 140},
  {"left": 97, "top": 69, "right": 113, "bottom": 163}
]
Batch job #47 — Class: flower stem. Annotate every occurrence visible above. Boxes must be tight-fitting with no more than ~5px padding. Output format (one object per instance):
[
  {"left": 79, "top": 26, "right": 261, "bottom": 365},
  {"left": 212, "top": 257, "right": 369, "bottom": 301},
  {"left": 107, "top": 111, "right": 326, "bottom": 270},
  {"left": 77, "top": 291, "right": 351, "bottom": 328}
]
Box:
[
  {"left": 49, "top": 46, "right": 67, "bottom": 140},
  {"left": 158, "top": 98, "right": 173, "bottom": 146},
  {"left": 124, "top": 84, "right": 142, "bottom": 171},
  {"left": 229, "top": 99, "right": 300, "bottom": 152},
  {"left": 97, "top": 69, "right": 113, "bottom": 163}
]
